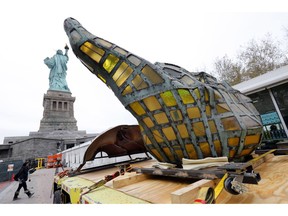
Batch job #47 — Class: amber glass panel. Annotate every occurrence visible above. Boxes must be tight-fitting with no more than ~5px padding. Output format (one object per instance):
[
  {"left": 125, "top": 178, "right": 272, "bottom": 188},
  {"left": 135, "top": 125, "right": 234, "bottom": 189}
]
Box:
[
  {"left": 122, "top": 85, "right": 132, "bottom": 95},
  {"left": 113, "top": 62, "right": 128, "bottom": 80},
  {"left": 177, "top": 124, "right": 189, "bottom": 138},
  {"left": 239, "top": 148, "right": 254, "bottom": 156},
  {"left": 143, "top": 117, "right": 154, "bottom": 128},
  {"left": 213, "top": 140, "right": 222, "bottom": 156},
  {"left": 154, "top": 112, "right": 169, "bottom": 124},
  {"left": 80, "top": 42, "right": 104, "bottom": 63},
  {"left": 143, "top": 96, "right": 161, "bottom": 111},
  {"left": 97, "top": 74, "right": 106, "bottom": 83},
  {"left": 141, "top": 65, "right": 164, "bottom": 84},
  {"left": 208, "top": 120, "right": 217, "bottom": 134},
  {"left": 170, "top": 110, "right": 183, "bottom": 121},
  {"left": 192, "top": 121, "right": 206, "bottom": 137},
  {"left": 153, "top": 130, "right": 164, "bottom": 142},
  {"left": 173, "top": 146, "right": 184, "bottom": 159},
  {"left": 199, "top": 142, "right": 211, "bottom": 157},
  {"left": 160, "top": 91, "right": 177, "bottom": 107},
  {"left": 162, "top": 147, "right": 174, "bottom": 161},
  {"left": 193, "top": 88, "right": 201, "bottom": 99},
  {"left": 187, "top": 107, "right": 201, "bottom": 119},
  {"left": 95, "top": 38, "right": 112, "bottom": 48},
  {"left": 113, "top": 46, "right": 128, "bottom": 55},
  {"left": 216, "top": 103, "right": 231, "bottom": 113},
  {"left": 228, "top": 137, "right": 240, "bottom": 147},
  {"left": 129, "top": 101, "right": 146, "bottom": 116},
  {"left": 162, "top": 127, "right": 176, "bottom": 141},
  {"left": 178, "top": 89, "right": 195, "bottom": 104},
  {"left": 205, "top": 105, "right": 211, "bottom": 117},
  {"left": 245, "top": 134, "right": 261, "bottom": 145},
  {"left": 221, "top": 117, "right": 241, "bottom": 131},
  {"left": 204, "top": 89, "right": 209, "bottom": 102},
  {"left": 143, "top": 134, "right": 152, "bottom": 144},
  {"left": 185, "top": 144, "right": 198, "bottom": 159},
  {"left": 150, "top": 149, "right": 164, "bottom": 162},
  {"left": 132, "top": 75, "right": 148, "bottom": 90},
  {"left": 242, "top": 116, "right": 261, "bottom": 128},
  {"left": 214, "top": 91, "right": 222, "bottom": 100},
  {"left": 229, "top": 150, "right": 236, "bottom": 158},
  {"left": 103, "top": 54, "right": 119, "bottom": 73},
  {"left": 113, "top": 62, "right": 133, "bottom": 87},
  {"left": 128, "top": 55, "right": 141, "bottom": 66}
]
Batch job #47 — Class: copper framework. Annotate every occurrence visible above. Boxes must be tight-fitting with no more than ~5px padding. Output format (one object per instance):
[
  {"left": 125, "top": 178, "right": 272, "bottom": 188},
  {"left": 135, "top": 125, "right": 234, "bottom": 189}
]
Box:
[{"left": 64, "top": 17, "right": 263, "bottom": 166}]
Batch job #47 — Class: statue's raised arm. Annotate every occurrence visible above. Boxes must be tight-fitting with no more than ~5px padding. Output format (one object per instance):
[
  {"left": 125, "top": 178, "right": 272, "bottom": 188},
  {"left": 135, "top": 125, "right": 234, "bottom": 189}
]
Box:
[{"left": 44, "top": 45, "right": 70, "bottom": 92}]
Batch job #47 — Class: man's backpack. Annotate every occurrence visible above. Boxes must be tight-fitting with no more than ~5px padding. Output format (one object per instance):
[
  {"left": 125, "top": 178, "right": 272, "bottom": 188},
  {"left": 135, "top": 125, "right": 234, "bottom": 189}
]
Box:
[{"left": 14, "top": 167, "right": 23, "bottom": 181}]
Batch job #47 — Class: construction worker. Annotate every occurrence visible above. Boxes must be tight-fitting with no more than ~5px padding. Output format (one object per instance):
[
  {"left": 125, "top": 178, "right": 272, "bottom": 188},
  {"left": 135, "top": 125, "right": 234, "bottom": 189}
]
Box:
[{"left": 13, "top": 161, "right": 34, "bottom": 200}]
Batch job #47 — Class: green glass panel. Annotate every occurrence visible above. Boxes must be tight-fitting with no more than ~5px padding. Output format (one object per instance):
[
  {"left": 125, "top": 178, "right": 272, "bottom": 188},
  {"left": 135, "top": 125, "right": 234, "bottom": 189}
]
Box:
[
  {"left": 160, "top": 91, "right": 177, "bottom": 107},
  {"left": 103, "top": 54, "right": 119, "bottom": 73},
  {"left": 178, "top": 89, "right": 195, "bottom": 104}
]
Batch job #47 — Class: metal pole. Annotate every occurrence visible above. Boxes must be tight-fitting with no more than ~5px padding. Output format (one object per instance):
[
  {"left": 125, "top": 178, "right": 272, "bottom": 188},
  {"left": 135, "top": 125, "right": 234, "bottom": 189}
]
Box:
[{"left": 268, "top": 89, "right": 288, "bottom": 136}]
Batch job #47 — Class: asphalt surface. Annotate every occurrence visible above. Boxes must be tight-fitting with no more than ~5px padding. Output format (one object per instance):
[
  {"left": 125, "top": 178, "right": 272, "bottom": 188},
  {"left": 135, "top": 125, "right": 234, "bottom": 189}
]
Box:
[{"left": 0, "top": 168, "right": 56, "bottom": 204}]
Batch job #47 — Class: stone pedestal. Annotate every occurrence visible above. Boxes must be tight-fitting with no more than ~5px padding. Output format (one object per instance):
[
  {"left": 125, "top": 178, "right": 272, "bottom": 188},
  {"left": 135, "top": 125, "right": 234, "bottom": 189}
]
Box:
[{"left": 39, "top": 90, "right": 78, "bottom": 132}]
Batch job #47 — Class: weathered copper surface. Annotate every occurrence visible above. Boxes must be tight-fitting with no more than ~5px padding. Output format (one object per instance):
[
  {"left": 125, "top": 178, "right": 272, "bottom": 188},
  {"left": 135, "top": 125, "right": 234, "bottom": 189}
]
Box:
[
  {"left": 76, "top": 125, "right": 147, "bottom": 171},
  {"left": 64, "top": 17, "right": 263, "bottom": 165}
]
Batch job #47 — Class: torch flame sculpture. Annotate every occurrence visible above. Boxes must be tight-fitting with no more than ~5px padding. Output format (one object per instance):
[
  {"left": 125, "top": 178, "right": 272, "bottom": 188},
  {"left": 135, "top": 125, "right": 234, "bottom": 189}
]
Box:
[{"left": 64, "top": 17, "right": 263, "bottom": 166}]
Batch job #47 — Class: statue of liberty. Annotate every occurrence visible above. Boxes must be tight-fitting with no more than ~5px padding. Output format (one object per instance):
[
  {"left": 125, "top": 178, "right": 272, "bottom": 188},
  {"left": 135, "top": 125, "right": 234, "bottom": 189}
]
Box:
[{"left": 44, "top": 45, "right": 70, "bottom": 92}]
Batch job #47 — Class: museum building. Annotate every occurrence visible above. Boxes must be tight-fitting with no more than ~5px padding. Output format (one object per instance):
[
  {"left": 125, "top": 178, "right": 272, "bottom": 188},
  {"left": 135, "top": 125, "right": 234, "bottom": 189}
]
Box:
[{"left": 233, "top": 65, "right": 288, "bottom": 142}]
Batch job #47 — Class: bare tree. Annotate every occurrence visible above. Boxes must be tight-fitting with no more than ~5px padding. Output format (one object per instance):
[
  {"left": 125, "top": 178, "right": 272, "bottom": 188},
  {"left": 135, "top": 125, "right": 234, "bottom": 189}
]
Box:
[
  {"left": 214, "top": 55, "right": 242, "bottom": 85},
  {"left": 213, "top": 33, "right": 288, "bottom": 85},
  {"left": 239, "top": 33, "right": 288, "bottom": 80}
]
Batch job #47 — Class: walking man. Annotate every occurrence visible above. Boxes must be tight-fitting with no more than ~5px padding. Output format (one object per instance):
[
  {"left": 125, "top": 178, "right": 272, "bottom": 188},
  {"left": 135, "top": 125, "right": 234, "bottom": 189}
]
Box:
[{"left": 13, "top": 161, "right": 34, "bottom": 200}]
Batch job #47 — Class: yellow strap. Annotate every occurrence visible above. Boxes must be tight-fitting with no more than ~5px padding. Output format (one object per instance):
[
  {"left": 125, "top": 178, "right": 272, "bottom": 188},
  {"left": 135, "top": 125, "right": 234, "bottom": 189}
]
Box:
[
  {"left": 214, "top": 173, "right": 228, "bottom": 200},
  {"left": 249, "top": 149, "right": 276, "bottom": 164}
]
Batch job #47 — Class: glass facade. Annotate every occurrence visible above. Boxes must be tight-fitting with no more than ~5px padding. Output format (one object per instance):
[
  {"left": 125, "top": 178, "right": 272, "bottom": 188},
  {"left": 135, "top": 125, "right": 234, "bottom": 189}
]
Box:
[
  {"left": 272, "top": 83, "right": 288, "bottom": 129},
  {"left": 249, "top": 87, "right": 288, "bottom": 141}
]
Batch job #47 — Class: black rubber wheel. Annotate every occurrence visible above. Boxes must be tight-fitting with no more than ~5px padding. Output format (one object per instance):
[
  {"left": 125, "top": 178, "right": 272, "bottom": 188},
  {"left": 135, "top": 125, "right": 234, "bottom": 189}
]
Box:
[
  {"left": 53, "top": 190, "right": 62, "bottom": 204},
  {"left": 224, "top": 177, "right": 241, "bottom": 195}
]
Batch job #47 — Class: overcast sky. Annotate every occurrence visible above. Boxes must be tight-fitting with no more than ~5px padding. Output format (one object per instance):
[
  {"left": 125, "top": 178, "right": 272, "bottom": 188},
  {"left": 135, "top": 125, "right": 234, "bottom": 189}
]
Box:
[{"left": 1, "top": 0, "right": 288, "bottom": 143}]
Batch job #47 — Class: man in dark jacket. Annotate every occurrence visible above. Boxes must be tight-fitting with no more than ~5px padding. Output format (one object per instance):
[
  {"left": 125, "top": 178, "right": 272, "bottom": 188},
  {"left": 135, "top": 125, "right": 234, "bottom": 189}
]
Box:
[{"left": 13, "top": 161, "right": 34, "bottom": 200}]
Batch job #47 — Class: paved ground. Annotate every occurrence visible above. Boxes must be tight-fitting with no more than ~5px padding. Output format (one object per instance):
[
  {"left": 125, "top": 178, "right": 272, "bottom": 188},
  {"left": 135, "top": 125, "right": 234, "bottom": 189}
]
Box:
[{"left": 0, "top": 168, "right": 56, "bottom": 204}]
